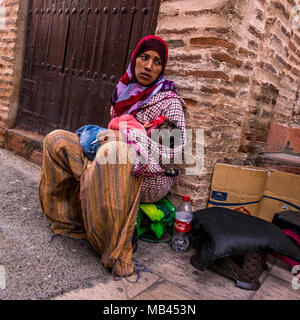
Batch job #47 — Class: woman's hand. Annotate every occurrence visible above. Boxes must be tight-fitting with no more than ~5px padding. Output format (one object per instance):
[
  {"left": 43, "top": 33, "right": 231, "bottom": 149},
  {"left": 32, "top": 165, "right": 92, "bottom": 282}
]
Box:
[{"left": 97, "top": 129, "right": 122, "bottom": 146}]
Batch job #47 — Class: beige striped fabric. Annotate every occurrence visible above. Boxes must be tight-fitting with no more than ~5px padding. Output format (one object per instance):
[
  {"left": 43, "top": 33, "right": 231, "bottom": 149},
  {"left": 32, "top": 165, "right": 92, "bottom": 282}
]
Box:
[{"left": 39, "top": 129, "right": 143, "bottom": 276}]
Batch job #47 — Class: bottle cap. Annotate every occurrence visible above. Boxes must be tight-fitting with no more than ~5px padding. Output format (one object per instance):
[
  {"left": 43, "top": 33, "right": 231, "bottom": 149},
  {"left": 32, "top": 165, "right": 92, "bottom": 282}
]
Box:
[{"left": 183, "top": 195, "right": 190, "bottom": 202}]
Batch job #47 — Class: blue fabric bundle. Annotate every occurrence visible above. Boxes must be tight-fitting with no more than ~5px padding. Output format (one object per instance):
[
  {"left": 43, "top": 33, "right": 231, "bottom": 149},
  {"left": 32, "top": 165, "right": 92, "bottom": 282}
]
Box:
[{"left": 76, "top": 125, "right": 106, "bottom": 161}]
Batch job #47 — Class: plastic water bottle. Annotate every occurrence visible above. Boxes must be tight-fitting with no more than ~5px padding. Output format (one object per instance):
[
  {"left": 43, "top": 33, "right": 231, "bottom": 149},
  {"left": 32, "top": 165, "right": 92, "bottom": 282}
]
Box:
[{"left": 171, "top": 195, "right": 193, "bottom": 252}]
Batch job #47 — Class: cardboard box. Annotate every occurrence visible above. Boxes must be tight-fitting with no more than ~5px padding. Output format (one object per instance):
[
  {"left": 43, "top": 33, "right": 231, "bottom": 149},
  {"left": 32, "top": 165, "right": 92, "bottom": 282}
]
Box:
[
  {"left": 258, "top": 170, "right": 300, "bottom": 222},
  {"left": 208, "top": 163, "right": 300, "bottom": 222},
  {"left": 208, "top": 163, "right": 268, "bottom": 217}
]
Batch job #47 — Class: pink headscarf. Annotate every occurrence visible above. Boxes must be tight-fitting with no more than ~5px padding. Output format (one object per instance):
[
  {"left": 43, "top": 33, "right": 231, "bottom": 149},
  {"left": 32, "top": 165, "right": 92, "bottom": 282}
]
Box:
[{"left": 111, "top": 35, "right": 169, "bottom": 117}]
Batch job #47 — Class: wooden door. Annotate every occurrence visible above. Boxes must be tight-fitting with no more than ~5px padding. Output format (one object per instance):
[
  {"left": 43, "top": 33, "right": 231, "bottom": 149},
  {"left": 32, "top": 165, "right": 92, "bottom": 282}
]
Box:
[{"left": 17, "top": 0, "right": 161, "bottom": 136}]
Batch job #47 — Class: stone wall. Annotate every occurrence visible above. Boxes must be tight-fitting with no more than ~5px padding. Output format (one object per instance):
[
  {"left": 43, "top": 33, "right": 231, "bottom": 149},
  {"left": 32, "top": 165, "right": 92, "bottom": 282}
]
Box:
[{"left": 157, "top": 0, "right": 300, "bottom": 208}]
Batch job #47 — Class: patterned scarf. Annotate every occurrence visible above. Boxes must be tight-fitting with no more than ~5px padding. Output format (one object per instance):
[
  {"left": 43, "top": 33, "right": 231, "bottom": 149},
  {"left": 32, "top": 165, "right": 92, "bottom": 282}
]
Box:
[{"left": 111, "top": 35, "right": 175, "bottom": 117}]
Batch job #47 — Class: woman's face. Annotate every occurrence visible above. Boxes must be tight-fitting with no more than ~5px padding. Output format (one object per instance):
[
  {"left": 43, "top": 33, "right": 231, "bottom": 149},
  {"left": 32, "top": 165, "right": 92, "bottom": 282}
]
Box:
[{"left": 135, "top": 50, "right": 163, "bottom": 86}]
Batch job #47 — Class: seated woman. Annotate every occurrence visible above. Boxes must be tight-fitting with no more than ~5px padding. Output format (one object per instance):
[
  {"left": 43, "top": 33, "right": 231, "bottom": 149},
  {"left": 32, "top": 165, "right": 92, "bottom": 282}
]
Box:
[{"left": 38, "top": 35, "right": 186, "bottom": 278}]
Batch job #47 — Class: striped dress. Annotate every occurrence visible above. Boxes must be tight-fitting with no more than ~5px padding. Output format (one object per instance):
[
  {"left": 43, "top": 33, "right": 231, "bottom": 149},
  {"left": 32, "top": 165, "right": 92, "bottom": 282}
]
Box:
[{"left": 38, "top": 90, "right": 186, "bottom": 277}]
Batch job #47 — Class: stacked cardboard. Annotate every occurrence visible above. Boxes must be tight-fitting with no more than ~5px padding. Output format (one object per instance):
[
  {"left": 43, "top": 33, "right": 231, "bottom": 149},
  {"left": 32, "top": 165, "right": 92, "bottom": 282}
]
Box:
[{"left": 208, "top": 163, "right": 300, "bottom": 222}]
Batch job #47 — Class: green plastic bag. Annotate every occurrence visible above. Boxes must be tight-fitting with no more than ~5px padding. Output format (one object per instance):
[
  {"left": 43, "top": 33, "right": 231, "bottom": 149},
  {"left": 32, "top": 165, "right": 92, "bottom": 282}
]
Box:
[{"left": 136, "top": 197, "right": 176, "bottom": 243}]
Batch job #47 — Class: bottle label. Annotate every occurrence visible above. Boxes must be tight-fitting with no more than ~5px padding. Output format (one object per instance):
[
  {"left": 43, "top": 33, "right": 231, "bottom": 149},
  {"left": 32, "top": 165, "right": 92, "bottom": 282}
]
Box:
[{"left": 174, "top": 218, "right": 192, "bottom": 233}]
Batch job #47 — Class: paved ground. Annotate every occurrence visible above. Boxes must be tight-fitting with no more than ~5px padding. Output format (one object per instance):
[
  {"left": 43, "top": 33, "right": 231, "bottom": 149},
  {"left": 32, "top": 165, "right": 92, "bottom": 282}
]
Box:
[{"left": 0, "top": 147, "right": 299, "bottom": 300}]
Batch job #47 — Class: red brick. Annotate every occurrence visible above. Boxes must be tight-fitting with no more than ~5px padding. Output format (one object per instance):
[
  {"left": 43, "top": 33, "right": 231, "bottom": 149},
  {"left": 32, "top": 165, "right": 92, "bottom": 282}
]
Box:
[
  {"left": 187, "top": 70, "right": 229, "bottom": 81},
  {"left": 190, "top": 37, "right": 236, "bottom": 52},
  {"left": 292, "top": 67, "right": 300, "bottom": 77},
  {"left": 169, "top": 54, "right": 202, "bottom": 61},
  {"left": 280, "top": 25, "right": 290, "bottom": 39},
  {"left": 265, "top": 123, "right": 300, "bottom": 154},
  {"left": 234, "top": 75, "right": 249, "bottom": 83},
  {"left": 30, "top": 150, "right": 43, "bottom": 167},
  {"left": 289, "top": 127, "right": 300, "bottom": 154},
  {"left": 204, "top": 27, "right": 230, "bottom": 34},
  {"left": 4, "top": 132, "right": 27, "bottom": 158},
  {"left": 3, "top": 129, "right": 44, "bottom": 164},
  {"left": 238, "top": 47, "right": 250, "bottom": 57},
  {"left": 183, "top": 98, "right": 197, "bottom": 107},
  {"left": 212, "top": 52, "right": 243, "bottom": 68},
  {"left": 289, "top": 40, "right": 297, "bottom": 53},
  {"left": 219, "top": 87, "right": 236, "bottom": 97},
  {"left": 271, "top": 1, "right": 290, "bottom": 20},
  {"left": 158, "top": 27, "right": 197, "bottom": 35},
  {"left": 201, "top": 86, "right": 219, "bottom": 94},
  {"left": 248, "top": 25, "right": 263, "bottom": 40}
]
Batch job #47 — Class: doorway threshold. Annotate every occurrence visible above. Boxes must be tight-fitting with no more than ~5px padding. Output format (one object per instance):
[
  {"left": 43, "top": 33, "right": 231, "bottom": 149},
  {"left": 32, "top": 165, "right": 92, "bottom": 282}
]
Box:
[{"left": 2, "top": 128, "right": 44, "bottom": 166}]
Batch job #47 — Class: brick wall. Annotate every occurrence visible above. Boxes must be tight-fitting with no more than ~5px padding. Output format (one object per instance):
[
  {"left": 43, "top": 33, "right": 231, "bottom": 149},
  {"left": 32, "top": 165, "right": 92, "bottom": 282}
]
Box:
[
  {"left": 0, "top": 0, "right": 27, "bottom": 146},
  {"left": 239, "top": 0, "right": 300, "bottom": 156},
  {"left": 157, "top": 0, "right": 300, "bottom": 208},
  {"left": 0, "top": 0, "right": 20, "bottom": 144}
]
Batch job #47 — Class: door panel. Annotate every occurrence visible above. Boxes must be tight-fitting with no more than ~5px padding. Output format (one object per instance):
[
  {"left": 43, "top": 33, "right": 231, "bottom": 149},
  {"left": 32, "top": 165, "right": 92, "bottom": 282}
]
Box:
[{"left": 17, "top": 0, "right": 161, "bottom": 136}]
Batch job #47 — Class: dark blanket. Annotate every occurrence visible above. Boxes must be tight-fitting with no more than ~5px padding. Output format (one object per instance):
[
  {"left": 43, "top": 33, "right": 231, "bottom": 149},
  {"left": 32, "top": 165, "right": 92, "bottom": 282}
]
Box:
[{"left": 190, "top": 207, "right": 300, "bottom": 270}]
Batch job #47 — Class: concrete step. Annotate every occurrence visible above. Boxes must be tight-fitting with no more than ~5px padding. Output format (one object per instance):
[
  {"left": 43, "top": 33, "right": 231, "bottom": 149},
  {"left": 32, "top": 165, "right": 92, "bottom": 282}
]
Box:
[{"left": 2, "top": 128, "right": 44, "bottom": 167}]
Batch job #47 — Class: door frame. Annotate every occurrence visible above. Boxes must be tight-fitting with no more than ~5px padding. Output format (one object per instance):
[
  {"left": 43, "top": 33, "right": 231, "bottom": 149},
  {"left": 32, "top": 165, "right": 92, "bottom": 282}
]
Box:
[{"left": 6, "top": 0, "right": 30, "bottom": 129}]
